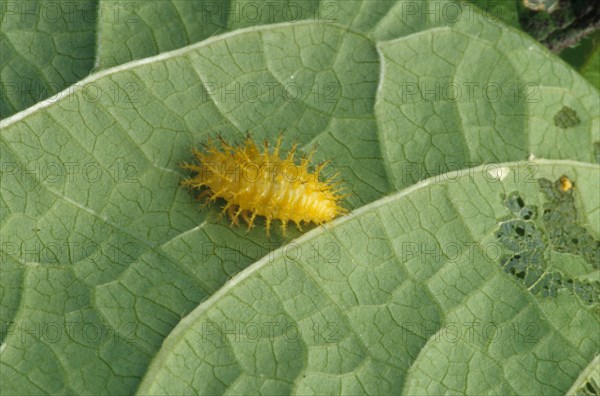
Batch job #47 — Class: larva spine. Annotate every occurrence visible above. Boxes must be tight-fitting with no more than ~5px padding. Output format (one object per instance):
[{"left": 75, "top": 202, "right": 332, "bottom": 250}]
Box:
[{"left": 181, "top": 134, "right": 348, "bottom": 235}]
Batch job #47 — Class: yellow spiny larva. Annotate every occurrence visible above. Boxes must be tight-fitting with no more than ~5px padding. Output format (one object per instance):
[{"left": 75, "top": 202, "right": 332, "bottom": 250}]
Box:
[{"left": 180, "top": 134, "right": 348, "bottom": 235}]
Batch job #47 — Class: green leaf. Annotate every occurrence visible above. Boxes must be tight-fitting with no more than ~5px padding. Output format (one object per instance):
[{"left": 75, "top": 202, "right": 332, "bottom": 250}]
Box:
[
  {"left": 93, "top": 0, "right": 465, "bottom": 69},
  {"left": 0, "top": 0, "right": 98, "bottom": 118},
  {"left": 580, "top": 42, "right": 600, "bottom": 90},
  {"left": 91, "top": 0, "right": 538, "bottom": 68},
  {"left": 94, "top": 0, "right": 228, "bottom": 69},
  {"left": 137, "top": 160, "right": 599, "bottom": 395},
  {"left": 1, "top": 4, "right": 599, "bottom": 395}
]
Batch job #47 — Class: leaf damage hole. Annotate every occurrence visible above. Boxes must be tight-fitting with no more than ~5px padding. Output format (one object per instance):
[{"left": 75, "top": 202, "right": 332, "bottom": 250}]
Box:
[
  {"left": 495, "top": 176, "right": 600, "bottom": 305},
  {"left": 584, "top": 378, "right": 599, "bottom": 394},
  {"left": 553, "top": 106, "right": 581, "bottom": 129},
  {"left": 538, "top": 176, "right": 599, "bottom": 266}
]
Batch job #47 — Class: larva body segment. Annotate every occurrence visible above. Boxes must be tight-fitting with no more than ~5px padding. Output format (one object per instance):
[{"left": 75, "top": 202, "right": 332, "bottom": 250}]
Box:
[{"left": 181, "top": 136, "right": 347, "bottom": 235}]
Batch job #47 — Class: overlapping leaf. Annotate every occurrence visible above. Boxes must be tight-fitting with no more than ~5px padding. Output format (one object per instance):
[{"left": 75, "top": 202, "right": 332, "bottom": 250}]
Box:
[{"left": 138, "top": 161, "right": 600, "bottom": 395}]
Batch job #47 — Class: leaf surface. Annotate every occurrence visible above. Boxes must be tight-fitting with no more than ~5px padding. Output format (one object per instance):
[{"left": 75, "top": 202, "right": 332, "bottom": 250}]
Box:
[{"left": 1, "top": 6, "right": 599, "bottom": 395}]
